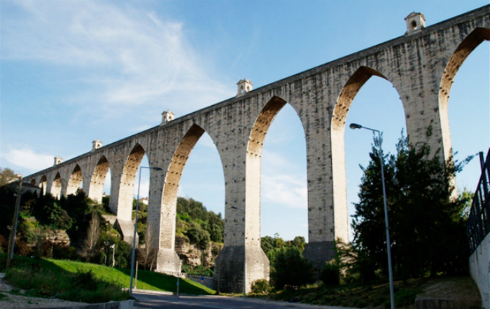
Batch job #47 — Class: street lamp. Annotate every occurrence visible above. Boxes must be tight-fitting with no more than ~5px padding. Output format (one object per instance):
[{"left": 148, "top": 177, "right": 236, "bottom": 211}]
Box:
[
  {"left": 111, "top": 243, "right": 115, "bottom": 267},
  {"left": 129, "top": 166, "right": 163, "bottom": 297},
  {"left": 6, "top": 174, "right": 23, "bottom": 269},
  {"left": 176, "top": 240, "right": 181, "bottom": 297},
  {"left": 349, "top": 123, "right": 395, "bottom": 309},
  {"left": 231, "top": 206, "right": 246, "bottom": 298}
]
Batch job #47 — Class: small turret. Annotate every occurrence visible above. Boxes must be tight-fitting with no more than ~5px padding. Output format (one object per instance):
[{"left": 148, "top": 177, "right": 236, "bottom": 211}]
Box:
[
  {"left": 405, "top": 12, "right": 425, "bottom": 35},
  {"left": 92, "top": 139, "right": 103, "bottom": 152},
  {"left": 161, "top": 110, "right": 175, "bottom": 125},
  {"left": 54, "top": 156, "right": 63, "bottom": 166},
  {"left": 236, "top": 79, "right": 253, "bottom": 97}
]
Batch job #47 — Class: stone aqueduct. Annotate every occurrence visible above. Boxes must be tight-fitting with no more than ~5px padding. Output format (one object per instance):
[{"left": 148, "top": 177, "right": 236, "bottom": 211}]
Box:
[{"left": 23, "top": 6, "right": 490, "bottom": 292}]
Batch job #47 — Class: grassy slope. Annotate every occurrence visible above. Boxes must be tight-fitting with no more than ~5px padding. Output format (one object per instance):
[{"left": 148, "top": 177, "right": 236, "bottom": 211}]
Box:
[
  {"left": 250, "top": 276, "right": 480, "bottom": 308},
  {"left": 2, "top": 254, "right": 214, "bottom": 295}
]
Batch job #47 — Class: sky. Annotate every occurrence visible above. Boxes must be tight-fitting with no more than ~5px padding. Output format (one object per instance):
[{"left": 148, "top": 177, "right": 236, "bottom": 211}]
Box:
[{"left": 1, "top": 0, "right": 489, "bottom": 241}]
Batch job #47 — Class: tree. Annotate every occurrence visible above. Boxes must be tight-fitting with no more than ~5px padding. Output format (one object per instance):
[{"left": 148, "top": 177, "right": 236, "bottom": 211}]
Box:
[
  {"left": 292, "top": 236, "right": 306, "bottom": 251},
  {"left": 270, "top": 247, "right": 315, "bottom": 289},
  {"left": 139, "top": 226, "right": 158, "bottom": 270},
  {"left": 61, "top": 190, "right": 101, "bottom": 246},
  {"left": 81, "top": 211, "right": 101, "bottom": 261},
  {"left": 0, "top": 167, "right": 17, "bottom": 186},
  {"left": 186, "top": 223, "right": 210, "bottom": 250},
  {"left": 352, "top": 134, "right": 471, "bottom": 279}
]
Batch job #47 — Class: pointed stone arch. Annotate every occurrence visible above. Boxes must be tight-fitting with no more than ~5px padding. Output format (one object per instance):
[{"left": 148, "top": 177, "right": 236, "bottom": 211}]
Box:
[
  {"left": 221, "top": 95, "right": 293, "bottom": 293},
  {"left": 439, "top": 28, "right": 490, "bottom": 158},
  {"left": 330, "top": 66, "right": 402, "bottom": 250},
  {"left": 52, "top": 172, "right": 62, "bottom": 199},
  {"left": 116, "top": 143, "right": 146, "bottom": 220},
  {"left": 154, "top": 123, "right": 208, "bottom": 273},
  {"left": 89, "top": 155, "right": 111, "bottom": 204},
  {"left": 246, "top": 96, "right": 288, "bottom": 247},
  {"left": 159, "top": 124, "right": 205, "bottom": 248},
  {"left": 66, "top": 164, "right": 83, "bottom": 196},
  {"left": 40, "top": 175, "right": 47, "bottom": 195},
  {"left": 332, "top": 66, "right": 387, "bottom": 130}
]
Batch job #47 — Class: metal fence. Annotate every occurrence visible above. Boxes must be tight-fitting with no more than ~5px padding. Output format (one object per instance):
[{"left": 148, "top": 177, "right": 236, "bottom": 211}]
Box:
[{"left": 467, "top": 149, "right": 490, "bottom": 254}]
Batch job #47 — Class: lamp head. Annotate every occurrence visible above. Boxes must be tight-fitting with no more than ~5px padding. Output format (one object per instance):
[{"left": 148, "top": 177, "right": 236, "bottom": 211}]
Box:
[{"left": 349, "top": 123, "right": 362, "bottom": 130}]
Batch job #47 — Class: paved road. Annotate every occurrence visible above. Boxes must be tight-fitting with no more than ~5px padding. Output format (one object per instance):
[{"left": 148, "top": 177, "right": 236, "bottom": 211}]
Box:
[{"left": 133, "top": 291, "right": 358, "bottom": 309}]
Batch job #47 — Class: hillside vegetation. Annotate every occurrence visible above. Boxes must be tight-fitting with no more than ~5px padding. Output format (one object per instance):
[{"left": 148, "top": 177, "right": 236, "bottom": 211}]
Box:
[
  {"left": 0, "top": 186, "right": 224, "bottom": 274},
  {"left": 0, "top": 253, "right": 213, "bottom": 303}
]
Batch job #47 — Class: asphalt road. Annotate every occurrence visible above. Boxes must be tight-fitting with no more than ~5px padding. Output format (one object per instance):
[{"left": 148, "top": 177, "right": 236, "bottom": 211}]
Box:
[{"left": 133, "top": 291, "right": 358, "bottom": 309}]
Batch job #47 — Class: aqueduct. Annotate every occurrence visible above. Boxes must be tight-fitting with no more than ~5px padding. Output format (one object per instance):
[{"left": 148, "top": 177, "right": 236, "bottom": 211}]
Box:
[{"left": 23, "top": 6, "right": 490, "bottom": 292}]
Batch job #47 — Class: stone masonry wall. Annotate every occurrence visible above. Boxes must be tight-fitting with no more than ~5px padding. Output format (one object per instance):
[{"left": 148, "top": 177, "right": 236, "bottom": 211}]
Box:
[{"left": 23, "top": 5, "right": 490, "bottom": 293}]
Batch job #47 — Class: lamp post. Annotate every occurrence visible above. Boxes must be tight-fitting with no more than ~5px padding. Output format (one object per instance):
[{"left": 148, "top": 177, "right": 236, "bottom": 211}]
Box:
[
  {"left": 129, "top": 166, "right": 162, "bottom": 297},
  {"left": 111, "top": 243, "right": 115, "bottom": 267},
  {"left": 176, "top": 240, "right": 181, "bottom": 297},
  {"left": 349, "top": 123, "right": 395, "bottom": 309},
  {"left": 231, "top": 206, "right": 246, "bottom": 298},
  {"left": 6, "top": 174, "right": 23, "bottom": 269}
]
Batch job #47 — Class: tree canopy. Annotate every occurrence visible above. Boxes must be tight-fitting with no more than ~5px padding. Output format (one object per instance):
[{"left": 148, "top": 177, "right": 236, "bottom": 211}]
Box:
[
  {"left": 0, "top": 167, "right": 17, "bottom": 186},
  {"left": 176, "top": 197, "right": 224, "bottom": 245},
  {"left": 352, "top": 135, "right": 471, "bottom": 279}
]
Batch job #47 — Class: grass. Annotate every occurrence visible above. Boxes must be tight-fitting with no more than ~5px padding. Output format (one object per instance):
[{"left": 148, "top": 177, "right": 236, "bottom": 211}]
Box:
[
  {"left": 47, "top": 259, "right": 215, "bottom": 294},
  {"left": 0, "top": 253, "right": 214, "bottom": 303},
  {"left": 248, "top": 276, "right": 481, "bottom": 308}
]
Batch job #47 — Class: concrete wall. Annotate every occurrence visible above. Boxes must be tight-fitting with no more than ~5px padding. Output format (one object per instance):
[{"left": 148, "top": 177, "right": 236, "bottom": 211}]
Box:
[{"left": 469, "top": 233, "right": 490, "bottom": 309}]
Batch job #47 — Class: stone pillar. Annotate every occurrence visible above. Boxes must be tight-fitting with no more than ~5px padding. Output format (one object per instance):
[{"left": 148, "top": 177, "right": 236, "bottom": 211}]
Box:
[
  {"left": 45, "top": 173, "right": 54, "bottom": 197},
  {"left": 110, "top": 171, "right": 135, "bottom": 243},
  {"left": 393, "top": 41, "right": 449, "bottom": 160},
  {"left": 213, "top": 101, "right": 270, "bottom": 294},
  {"left": 302, "top": 98, "right": 348, "bottom": 268},
  {"left": 149, "top": 175, "right": 180, "bottom": 274},
  {"left": 82, "top": 171, "right": 92, "bottom": 200}
]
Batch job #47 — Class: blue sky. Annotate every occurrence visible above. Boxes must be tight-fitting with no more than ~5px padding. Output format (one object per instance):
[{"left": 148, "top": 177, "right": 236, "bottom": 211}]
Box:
[{"left": 1, "top": 0, "right": 488, "bottom": 241}]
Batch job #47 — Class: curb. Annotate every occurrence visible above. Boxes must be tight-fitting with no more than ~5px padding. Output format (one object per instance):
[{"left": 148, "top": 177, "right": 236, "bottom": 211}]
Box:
[
  {"left": 133, "top": 290, "right": 359, "bottom": 309},
  {"left": 34, "top": 300, "right": 134, "bottom": 309}
]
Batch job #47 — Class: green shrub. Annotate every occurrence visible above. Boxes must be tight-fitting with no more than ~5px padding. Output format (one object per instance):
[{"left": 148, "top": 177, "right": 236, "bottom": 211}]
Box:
[
  {"left": 53, "top": 244, "right": 77, "bottom": 260},
  {"left": 319, "top": 259, "right": 340, "bottom": 286},
  {"left": 270, "top": 247, "right": 315, "bottom": 290},
  {"left": 395, "top": 288, "right": 420, "bottom": 306},
  {"left": 182, "top": 264, "right": 213, "bottom": 276},
  {"left": 251, "top": 279, "right": 270, "bottom": 294},
  {"left": 14, "top": 239, "right": 32, "bottom": 256},
  {"left": 186, "top": 224, "right": 210, "bottom": 250}
]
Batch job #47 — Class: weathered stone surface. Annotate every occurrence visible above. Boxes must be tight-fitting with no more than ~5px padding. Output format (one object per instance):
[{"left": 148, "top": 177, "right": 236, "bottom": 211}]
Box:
[
  {"left": 303, "top": 241, "right": 336, "bottom": 270},
  {"left": 22, "top": 5, "right": 490, "bottom": 293},
  {"left": 214, "top": 245, "right": 269, "bottom": 293}
]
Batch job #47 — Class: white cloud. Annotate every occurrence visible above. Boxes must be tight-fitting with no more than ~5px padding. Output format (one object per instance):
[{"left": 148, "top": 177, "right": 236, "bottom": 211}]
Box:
[
  {"left": 0, "top": 147, "right": 53, "bottom": 172},
  {"left": 261, "top": 150, "right": 307, "bottom": 209},
  {"left": 134, "top": 178, "right": 150, "bottom": 198},
  {"left": 198, "top": 133, "right": 218, "bottom": 149},
  {"left": 262, "top": 150, "right": 292, "bottom": 170},
  {"left": 262, "top": 173, "right": 307, "bottom": 209},
  {"left": 2, "top": 0, "right": 234, "bottom": 116}
]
